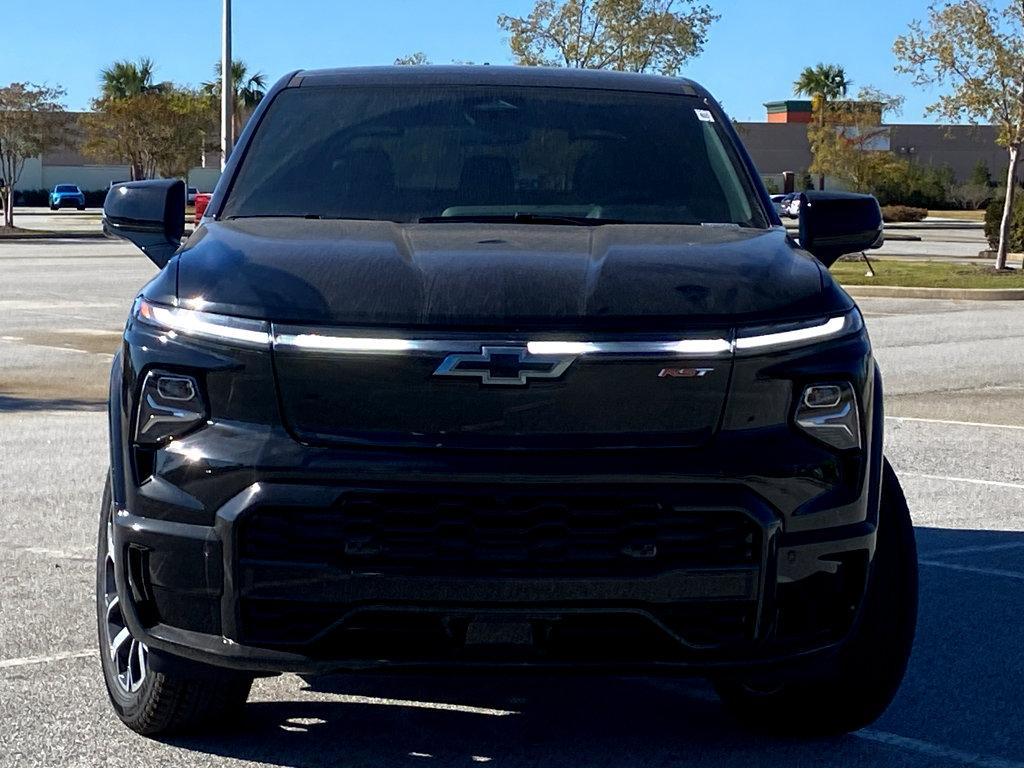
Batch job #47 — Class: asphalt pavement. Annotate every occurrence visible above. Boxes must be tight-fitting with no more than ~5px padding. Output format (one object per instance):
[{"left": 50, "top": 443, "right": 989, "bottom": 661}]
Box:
[{"left": 1, "top": 238, "right": 1023, "bottom": 766}]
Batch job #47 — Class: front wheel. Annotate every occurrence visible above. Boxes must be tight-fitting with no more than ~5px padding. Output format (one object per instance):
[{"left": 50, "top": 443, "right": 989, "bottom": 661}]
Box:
[
  {"left": 97, "top": 476, "right": 253, "bottom": 736},
  {"left": 714, "top": 458, "right": 918, "bottom": 735}
]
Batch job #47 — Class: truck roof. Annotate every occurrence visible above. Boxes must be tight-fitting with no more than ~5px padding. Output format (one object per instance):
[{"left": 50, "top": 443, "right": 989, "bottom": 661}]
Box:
[{"left": 290, "top": 65, "right": 704, "bottom": 98}]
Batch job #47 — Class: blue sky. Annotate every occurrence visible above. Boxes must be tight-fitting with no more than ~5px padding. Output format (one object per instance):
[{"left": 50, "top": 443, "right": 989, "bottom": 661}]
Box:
[{"left": 9, "top": 0, "right": 945, "bottom": 122}]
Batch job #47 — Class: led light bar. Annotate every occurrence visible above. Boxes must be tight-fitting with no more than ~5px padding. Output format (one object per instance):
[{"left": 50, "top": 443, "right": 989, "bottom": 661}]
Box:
[
  {"left": 273, "top": 333, "right": 415, "bottom": 352},
  {"left": 734, "top": 312, "right": 861, "bottom": 353},
  {"left": 134, "top": 299, "right": 271, "bottom": 347},
  {"left": 271, "top": 328, "right": 734, "bottom": 356},
  {"left": 133, "top": 302, "right": 860, "bottom": 357}
]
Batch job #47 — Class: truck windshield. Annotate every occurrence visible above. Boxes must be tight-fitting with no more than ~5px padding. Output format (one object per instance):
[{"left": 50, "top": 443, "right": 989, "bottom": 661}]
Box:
[{"left": 222, "top": 85, "right": 767, "bottom": 228}]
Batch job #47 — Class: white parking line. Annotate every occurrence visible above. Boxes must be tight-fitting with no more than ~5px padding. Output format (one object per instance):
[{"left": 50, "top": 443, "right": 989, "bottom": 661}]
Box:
[
  {"left": 887, "top": 415, "right": 1024, "bottom": 431},
  {"left": 56, "top": 328, "right": 122, "bottom": 336},
  {"left": 0, "top": 340, "right": 90, "bottom": 355},
  {"left": 319, "top": 693, "right": 519, "bottom": 717},
  {"left": 856, "top": 728, "right": 1019, "bottom": 767},
  {"left": 919, "top": 560, "right": 1024, "bottom": 581},
  {"left": 647, "top": 679, "right": 1019, "bottom": 766},
  {"left": 0, "top": 650, "right": 94, "bottom": 670},
  {"left": 901, "top": 472, "right": 1024, "bottom": 490}
]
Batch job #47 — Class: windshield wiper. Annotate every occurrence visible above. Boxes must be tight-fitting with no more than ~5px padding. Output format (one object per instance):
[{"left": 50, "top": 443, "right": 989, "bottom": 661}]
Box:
[{"left": 418, "top": 213, "right": 623, "bottom": 226}]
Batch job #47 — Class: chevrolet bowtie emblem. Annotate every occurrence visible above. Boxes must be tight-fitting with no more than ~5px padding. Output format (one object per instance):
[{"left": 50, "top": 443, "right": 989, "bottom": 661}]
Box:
[{"left": 434, "top": 346, "right": 575, "bottom": 386}]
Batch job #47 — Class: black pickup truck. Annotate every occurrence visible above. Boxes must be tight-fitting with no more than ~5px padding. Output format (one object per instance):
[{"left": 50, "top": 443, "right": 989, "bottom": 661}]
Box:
[{"left": 98, "top": 65, "right": 916, "bottom": 737}]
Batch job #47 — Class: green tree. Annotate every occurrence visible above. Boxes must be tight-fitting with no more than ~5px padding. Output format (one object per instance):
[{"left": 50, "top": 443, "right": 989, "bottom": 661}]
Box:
[
  {"left": 0, "top": 82, "right": 69, "bottom": 227},
  {"left": 894, "top": 0, "right": 1024, "bottom": 269},
  {"left": 83, "top": 88, "right": 213, "bottom": 181},
  {"left": 969, "top": 159, "right": 994, "bottom": 187},
  {"left": 100, "top": 57, "right": 167, "bottom": 100},
  {"left": 794, "top": 63, "right": 852, "bottom": 190},
  {"left": 807, "top": 88, "right": 905, "bottom": 196},
  {"left": 203, "top": 60, "right": 266, "bottom": 145},
  {"left": 498, "top": 0, "right": 718, "bottom": 75}
]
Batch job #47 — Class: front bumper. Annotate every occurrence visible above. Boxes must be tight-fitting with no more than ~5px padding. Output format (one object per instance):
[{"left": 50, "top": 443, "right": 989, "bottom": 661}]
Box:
[
  {"left": 51, "top": 196, "right": 84, "bottom": 208},
  {"left": 111, "top": 472, "right": 875, "bottom": 675}
]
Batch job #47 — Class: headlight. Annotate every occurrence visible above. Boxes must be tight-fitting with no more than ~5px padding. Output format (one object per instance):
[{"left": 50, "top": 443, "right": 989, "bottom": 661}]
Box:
[
  {"left": 735, "top": 310, "right": 863, "bottom": 354},
  {"left": 133, "top": 298, "right": 271, "bottom": 348},
  {"left": 135, "top": 370, "right": 206, "bottom": 446},
  {"left": 794, "top": 382, "right": 861, "bottom": 450}
]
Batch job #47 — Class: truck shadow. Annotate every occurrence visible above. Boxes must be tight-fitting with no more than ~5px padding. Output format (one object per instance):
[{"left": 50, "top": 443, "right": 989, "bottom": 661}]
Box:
[{"left": 163, "top": 526, "right": 1024, "bottom": 767}]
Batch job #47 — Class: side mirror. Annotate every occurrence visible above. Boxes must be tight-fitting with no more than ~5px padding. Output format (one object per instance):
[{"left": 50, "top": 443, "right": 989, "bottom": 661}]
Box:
[
  {"left": 103, "top": 179, "right": 185, "bottom": 268},
  {"left": 798, "top": 191, "right": 883, "bottom": 267}
]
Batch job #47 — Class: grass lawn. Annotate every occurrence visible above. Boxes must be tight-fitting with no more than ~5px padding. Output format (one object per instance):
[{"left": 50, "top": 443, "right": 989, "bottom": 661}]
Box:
[
  {"left": 927, "top": 209, "right": 985, "bottom": 221},
  {"left": 832, "top": 258, "right": 1024, "bottom": 288}
]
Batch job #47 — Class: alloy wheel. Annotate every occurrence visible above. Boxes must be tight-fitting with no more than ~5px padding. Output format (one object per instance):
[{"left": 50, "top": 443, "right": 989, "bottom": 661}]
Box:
[{"left": 102, "top": 520, "right": 147, "bottom": 693}]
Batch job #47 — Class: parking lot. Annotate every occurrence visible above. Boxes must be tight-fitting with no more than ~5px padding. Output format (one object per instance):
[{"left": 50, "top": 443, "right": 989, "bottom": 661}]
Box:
[{"left": 1, "top": 236, "right": 1022, "bottom": 767}]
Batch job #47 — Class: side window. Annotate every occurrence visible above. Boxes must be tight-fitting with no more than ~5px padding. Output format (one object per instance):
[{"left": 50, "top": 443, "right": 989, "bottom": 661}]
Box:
[{"left": 700, "top": 123, "right": 753, "bottom": 224}]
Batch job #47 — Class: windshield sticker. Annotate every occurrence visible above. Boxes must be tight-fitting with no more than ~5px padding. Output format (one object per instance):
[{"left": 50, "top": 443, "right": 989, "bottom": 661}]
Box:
[{"left": 695, "top": 109, "right": 715, "bottom": 122}]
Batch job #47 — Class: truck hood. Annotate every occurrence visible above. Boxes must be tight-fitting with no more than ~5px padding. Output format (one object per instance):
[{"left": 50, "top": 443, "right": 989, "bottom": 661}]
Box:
[{"left": 176, "top": 219, "right": 834, "bottom": 329}]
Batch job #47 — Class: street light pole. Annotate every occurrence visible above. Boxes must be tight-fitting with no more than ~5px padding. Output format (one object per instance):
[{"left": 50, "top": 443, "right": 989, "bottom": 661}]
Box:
[{"left": 220, "top": 0, "right": 233, "bottom": 170}]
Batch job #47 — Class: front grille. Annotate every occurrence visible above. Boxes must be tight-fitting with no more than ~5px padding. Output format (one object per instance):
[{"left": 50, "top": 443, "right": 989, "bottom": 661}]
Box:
[{"left": 238, "top": 488, "right": 760, "bottom": 577}]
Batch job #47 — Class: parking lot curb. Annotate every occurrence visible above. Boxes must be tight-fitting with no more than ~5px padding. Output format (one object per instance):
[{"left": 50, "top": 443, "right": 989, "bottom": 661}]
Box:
[
  {"left": 0, "top": 231, "right": 107, "bottom": 241},
  {"left": 845, "top": 285, "right": 1024, "bottom": 300}
]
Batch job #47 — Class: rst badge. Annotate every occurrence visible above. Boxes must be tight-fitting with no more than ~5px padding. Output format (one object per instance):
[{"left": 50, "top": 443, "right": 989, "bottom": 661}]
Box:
[{"left": 658, "top": 367, "right": 714, "bottom": 378}]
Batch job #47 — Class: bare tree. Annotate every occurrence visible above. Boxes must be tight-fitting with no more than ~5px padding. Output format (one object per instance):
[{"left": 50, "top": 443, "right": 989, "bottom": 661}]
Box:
[
  {"left": 894, "top": 0, "right": 1024, "bottom": 269},
  {"left": 395, "top": 52, "right": 431, "bottom": 65},
  {"left": 498, "top": 0, "right": 718, "bottom": 76},
  {"left": 0, "top": 83, "right": 68, "bottom": 228}
]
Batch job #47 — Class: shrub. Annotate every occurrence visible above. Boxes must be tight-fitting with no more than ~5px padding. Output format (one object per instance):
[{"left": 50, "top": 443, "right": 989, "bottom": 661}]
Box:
[
  {"left": 950, "top": 182, "right": 992, "bottom": 211},
  {"left": 13, "top": 188, "right": 106, "bottom": 208},
  {"left": 881, "top": 205, "right": 928, "bottom": 223},
  {"left": 984, "top": 186, "right": 1024, "bottom": 252},
  {"left": 872, "top": 163, "right": 955, "bottom": 209}
]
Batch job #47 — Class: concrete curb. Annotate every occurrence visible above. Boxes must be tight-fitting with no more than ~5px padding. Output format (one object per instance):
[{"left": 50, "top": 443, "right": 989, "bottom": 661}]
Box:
[
  {"left": 0, "top": 231, "right": 106, "bottom": 241},
  {"left": 845, "top": 285, "right": 1024, "bottom": 300}
]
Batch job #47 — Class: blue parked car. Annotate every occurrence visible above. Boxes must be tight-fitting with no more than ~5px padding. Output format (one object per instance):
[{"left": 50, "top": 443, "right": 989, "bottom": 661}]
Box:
[{"left": 49, "top": 184, "right": 86, "bottom": 210}]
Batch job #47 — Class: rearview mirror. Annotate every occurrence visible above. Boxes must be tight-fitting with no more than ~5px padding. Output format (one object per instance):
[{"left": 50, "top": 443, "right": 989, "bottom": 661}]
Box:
[
  {"left": 798, "top": 191, "right": 883, "bottom": 267},
  {"left": 103, "top": 179, "right": 185, "bottom": 268}
]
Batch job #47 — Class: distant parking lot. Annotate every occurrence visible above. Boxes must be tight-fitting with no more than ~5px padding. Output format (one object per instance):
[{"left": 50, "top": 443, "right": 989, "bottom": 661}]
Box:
[{"left": 1, "top": 237, "right": 1022, "bottom": 766}]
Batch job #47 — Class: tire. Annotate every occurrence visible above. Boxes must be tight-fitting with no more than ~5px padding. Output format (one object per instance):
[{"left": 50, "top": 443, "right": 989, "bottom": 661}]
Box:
[
  {"left": 77, "top": 206, "right": 85, "bottom": 211},
  {"left": 50, "top": 205, "right": 58, "bottom": 211},
  {"left": 714, "top": 458, "right": 918, "bottom": 735},
  {"left": 96, "top": 476, "right": 253, "bottom": 736}
]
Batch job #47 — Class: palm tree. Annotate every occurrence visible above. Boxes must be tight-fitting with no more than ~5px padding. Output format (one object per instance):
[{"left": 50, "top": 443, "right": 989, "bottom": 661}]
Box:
[
  {"left": 794, "top": 63, "right": 850, "bottom": 190},
  {"left": 100, "top": 57, "right": 166, "bottom": 100},
  {"left": 793, "top": 63, "right": 851, "bottom": 127},
  {"left": 203, "top": 60, "right": 267, "bottom": 144}
]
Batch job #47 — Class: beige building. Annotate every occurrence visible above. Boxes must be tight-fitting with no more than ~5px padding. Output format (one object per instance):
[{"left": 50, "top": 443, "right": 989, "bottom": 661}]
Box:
[
  {"left": 13, "top": 111, "right": 223, "bottom": 195},
  {"left": 735, "top": 121, "right": 1011, "bottom": 187}
]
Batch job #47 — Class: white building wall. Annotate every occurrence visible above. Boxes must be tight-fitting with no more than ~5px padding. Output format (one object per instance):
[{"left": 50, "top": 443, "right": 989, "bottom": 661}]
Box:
[
  {"left": 15, "top": 159, "right": 221, "bottom": 194},
  {"left": 187, "top": 167, "right": 221, "bottom": 192},
  {"left": 14, "top": 157, "right": 44, "bottom": 189},
  {"left": 41, "top": 164, "right": 131, "bottom": 191}
]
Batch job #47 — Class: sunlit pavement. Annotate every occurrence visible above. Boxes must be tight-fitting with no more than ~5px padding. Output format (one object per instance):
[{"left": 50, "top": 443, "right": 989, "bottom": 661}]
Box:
[{"left": 1, "top": 240, "right": 1022, "bottom": 766}]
